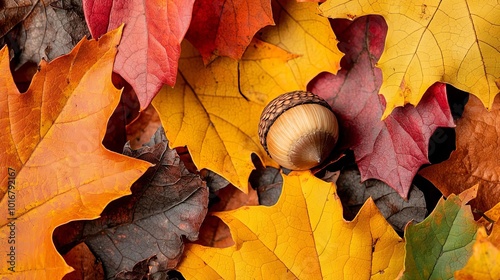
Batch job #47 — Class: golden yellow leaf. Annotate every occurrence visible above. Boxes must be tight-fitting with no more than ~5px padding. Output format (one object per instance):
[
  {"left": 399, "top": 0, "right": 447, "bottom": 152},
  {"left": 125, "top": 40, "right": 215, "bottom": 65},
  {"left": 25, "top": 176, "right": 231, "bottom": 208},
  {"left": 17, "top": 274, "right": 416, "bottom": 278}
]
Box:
[
  {"left": 479, "top": 202, "right": 500, "bottom": 228},
  {"left": 0, "top": 28, "right": 151, "bottom": 279},
  {"left": 177, "top": 171, "right": 404, "bottom": 279},
  {"left": 320, "top": 0, "right": 500, "bottom": 117},
  {"left": 153, "top": 0, "right": 342, "bottom": 192},
  {"left": 455, "top": 226, "right": 500, "bottom": 280}
]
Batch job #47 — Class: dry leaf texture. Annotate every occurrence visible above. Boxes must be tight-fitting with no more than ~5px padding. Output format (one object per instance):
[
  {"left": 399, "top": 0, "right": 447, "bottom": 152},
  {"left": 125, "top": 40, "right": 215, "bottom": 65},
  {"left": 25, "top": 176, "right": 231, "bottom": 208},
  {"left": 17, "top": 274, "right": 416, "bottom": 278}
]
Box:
[
  {"left": 0, "top": 28, "right": 150, "bottom": 279},
  {"left": 320, "top": 0, "right": 500, "bottom": 117},
  {"left": 153, "top": 0, "right": 341, "bottom": 193},
  {"left": 337, "top": 166, "right": 426, "bottom": 232},
  {"left": 178, "top": 171, "right": 404, "bottom": 279},
  {"left": 83, "top": 0, "right": 195, "bottom": 110},
  {"left": 77, "top": 129, "right": 208, "bottom": 278},
  {"left": 0, "top": 0, "right": 89, "bottom": 68},
  {"left": 308, "top": 16, "right": 454, "bottom": 198},
  {"left": 186, "top": 0, "right": 274, "bottom": 63},
  {"left": 420, "top": 95, "right": 500, "bottom": 212}
]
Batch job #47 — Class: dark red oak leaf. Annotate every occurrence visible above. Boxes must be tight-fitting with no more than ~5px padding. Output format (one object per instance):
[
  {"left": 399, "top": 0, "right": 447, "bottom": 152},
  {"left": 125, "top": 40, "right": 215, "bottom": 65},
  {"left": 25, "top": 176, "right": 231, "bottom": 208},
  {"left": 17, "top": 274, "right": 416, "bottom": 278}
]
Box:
[
  {"left": 186, "top": 0, "right": 274, "bottom": 64},
  {"left": 308, "top": 16, "right": 454, "bottom": 198},
  {"left": 83, "top": 0, "right": 195, "bottom": 110}
]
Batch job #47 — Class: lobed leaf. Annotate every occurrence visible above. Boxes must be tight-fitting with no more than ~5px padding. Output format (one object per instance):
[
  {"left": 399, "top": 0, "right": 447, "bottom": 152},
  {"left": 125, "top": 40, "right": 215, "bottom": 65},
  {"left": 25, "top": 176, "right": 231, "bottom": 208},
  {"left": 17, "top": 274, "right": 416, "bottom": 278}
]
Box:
[
  {"left": 186, "top": 0, "right": 274, "bottom": 64},
  {"left": 75, "top": 129, "right": 208, "bottom": 278},
  {"left": 308, "top": 16, "right": 454, "bottom": 198},
  {"left": 401, "top": 187, "right": 480, "bottom": 279},
  {"left": 177, "top": 171, "right": 404, "bottom": 279},
  {"left": 83, "top": 0, "right": 195, "bottom": 110},
  {"left": 0, "top": 28, "right": 151, "bottom": 279},
  {"left": 153, "top": 0, "right": 341, "bottom": 193},
  {"left": 320, "top": 0, "right": 500, "bottom": 117},
  {"left": 420, "top": 95, "right": 500, "bottom": 212}
]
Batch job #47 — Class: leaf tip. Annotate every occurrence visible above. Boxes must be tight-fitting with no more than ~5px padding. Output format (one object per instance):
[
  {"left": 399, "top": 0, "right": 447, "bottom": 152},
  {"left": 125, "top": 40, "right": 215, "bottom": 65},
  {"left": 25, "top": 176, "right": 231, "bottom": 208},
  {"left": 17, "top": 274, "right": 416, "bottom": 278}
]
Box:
[
  {"left": 458, "top": 185, "right": 479, "bottom": 206},
  {"left": 0, "top": 46, "right": 9, "bottom": 67}
]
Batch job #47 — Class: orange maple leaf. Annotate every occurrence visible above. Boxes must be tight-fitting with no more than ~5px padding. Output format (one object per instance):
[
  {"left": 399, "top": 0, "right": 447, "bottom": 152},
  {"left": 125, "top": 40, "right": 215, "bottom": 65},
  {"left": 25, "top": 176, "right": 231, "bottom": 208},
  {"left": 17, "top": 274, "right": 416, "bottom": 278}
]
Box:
[{"left": 0, "top": 27, "right": 151, "bottom": 279}]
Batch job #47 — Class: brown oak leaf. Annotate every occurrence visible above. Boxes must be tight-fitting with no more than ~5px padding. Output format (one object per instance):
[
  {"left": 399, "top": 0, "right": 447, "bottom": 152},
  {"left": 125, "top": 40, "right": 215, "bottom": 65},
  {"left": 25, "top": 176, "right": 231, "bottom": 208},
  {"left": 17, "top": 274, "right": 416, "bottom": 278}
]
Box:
[
  {"left": 337, "top": 166, "right": 427, "bottom": 232},
  {"left": 0, "top": 0, "right": 89, "bottom": 68},
  {"left": 420, "top": 95, "right": 500, "bottom": 213},
  {"left": 56, "top": 128, "right": 208, "bottom": 278}
]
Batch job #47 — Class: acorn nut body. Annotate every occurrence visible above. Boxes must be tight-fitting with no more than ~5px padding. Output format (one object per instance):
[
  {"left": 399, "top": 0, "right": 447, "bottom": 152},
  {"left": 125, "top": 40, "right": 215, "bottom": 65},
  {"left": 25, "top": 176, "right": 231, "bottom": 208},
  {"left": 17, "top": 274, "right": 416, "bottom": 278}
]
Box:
[{"left": 258, "top": 91, "right": 339, "bottom": 170}]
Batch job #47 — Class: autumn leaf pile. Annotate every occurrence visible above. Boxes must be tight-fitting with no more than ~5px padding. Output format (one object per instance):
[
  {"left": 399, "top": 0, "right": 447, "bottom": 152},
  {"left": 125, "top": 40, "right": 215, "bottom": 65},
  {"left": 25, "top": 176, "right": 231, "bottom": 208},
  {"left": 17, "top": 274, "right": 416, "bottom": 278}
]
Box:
[{"left": 1, "top": 0, "right": 499, "bottom": 279}]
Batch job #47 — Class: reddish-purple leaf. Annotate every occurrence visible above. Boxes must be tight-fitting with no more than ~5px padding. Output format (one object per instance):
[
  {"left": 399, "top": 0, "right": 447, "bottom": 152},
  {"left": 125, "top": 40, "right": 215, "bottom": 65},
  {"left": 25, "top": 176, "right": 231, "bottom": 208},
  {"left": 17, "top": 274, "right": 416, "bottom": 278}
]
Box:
[
  {"left": 186, "top": 0, "right": 274, "bottom": 64},
  {"left": 82, "top": 0, "right": 112, "bottom": 38},
  {"left": 308, "top": 16, "right": 454, "bottom": 198},
  {"left": 83, "top": 0, "right": 195, "bottom": 110}
]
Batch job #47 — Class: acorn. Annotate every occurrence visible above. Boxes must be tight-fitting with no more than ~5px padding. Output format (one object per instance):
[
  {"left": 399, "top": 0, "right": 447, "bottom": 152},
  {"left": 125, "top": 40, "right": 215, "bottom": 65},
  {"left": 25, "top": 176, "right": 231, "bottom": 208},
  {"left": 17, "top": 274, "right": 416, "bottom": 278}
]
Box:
[{"left": 258, "top": 90, "right": 339, "bottom": 170}]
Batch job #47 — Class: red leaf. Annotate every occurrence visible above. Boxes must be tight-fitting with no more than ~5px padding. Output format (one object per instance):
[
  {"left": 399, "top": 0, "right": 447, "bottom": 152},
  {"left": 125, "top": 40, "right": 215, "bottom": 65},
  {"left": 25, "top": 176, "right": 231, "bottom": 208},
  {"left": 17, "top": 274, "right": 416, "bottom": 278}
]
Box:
[
  {"left": 186, "top": 0, "right": 274, "bottom": 64},
  {"left": 308, "top": 16, "right": 454, "bottom": 198},
  {"left": 83, "top": 0, "right": 195, "bottom": 110}
]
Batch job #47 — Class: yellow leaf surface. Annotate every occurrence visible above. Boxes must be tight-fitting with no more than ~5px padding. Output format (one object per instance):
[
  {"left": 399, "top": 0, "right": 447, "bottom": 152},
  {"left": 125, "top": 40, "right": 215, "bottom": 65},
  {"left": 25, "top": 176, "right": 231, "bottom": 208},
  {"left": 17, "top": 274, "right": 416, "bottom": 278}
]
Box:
[
  {"left": 153, "top": 0, "right": 342, "bottom": 192},
  {"left": 479, "top": 202, "right": 500, "bottom": 228},
  {"left": 0, "top": 28, "right": 151, "bottom": 279},
  {"left": 177, "top": 171, "right": 404, "bottom": 279},
  {"left": 455, "top": 226, "right": 500, "bottom": 280},
  {"left": 320, "top": 0, "right": 500, "bottom": 117}
]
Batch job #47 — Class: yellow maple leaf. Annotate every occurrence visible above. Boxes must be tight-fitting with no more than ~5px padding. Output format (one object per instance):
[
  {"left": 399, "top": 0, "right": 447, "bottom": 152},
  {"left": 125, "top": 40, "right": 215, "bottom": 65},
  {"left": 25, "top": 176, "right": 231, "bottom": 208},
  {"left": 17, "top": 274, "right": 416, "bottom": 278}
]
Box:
[
  {"left": 455, "top": 225, "right": 500, "bottom": 280},
  {"left": 320, "top": 0, "right": 500, "bottom": 117},
  {"left": 0, "top": 28, "right": 151, "bottom": 279},
  {"left": 177, "top": 171, "right": 404, "bottom": 279},
  {"left": 153, "top": 0, "right": 342, "bottom": 193}
]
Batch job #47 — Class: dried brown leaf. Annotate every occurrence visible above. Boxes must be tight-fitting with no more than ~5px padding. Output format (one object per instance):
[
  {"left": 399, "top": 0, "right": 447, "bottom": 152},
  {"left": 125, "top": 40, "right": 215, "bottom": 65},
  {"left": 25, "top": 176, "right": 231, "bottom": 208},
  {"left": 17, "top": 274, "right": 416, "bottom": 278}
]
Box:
[
  {"left": 337, "top": 166, "right": 427, "bottom": 232},
  {"left": 0, "top": 0, "right": 89, "bottom": 68}
]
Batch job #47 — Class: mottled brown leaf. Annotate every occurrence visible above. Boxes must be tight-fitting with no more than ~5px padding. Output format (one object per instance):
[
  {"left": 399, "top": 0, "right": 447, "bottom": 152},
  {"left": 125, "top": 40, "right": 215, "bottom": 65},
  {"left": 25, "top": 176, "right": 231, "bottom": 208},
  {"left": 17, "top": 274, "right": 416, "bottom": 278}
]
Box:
[
  {"left": 0, "top": 0, "right": 35, "bottom": 36},
  {"left": 62, "top": 243, "right": 104, "bottom": 280},
  {"left": 103, "top": 75, "right": 141, "bottom": 153},
  {"left": 196, "top": 216, "right": 234, "bottom": 248},
  {"left": 196, "top": 185, "right": 259, "bottom": 249},
  {"left": 200, "top": 169, "right": 230, "bottom": 193},
  {"left": 58, "top": 128, "right": 208, "bottom": 278},
  {"left": 337, "top": 166, "right": 426, "bottom": 232},
  {"left": 126, "top": 103, "right": 161, "bottom": 150},
  {"left": 0, "top": 0, "right": 89, "bottom": 68},
  {"left": 114, "top": 256, "right": 169, "bottom": 280},
  {"left": 420, "top": 95, "right": 500, "bottom": 213},
  {"left": 249, "top": 166, "right": 283, "bottom": 206}
]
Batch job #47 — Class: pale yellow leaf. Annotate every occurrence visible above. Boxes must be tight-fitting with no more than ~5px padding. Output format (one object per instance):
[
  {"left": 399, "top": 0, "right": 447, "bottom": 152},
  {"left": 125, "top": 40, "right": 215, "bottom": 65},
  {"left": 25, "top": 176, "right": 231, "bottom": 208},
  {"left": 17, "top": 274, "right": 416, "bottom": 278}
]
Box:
[
  {"left": 455, "top": 227, "right": 500, "bottom": 280},
  {"left": 320, "top": 0, "right": 500, "bottom": 117}
]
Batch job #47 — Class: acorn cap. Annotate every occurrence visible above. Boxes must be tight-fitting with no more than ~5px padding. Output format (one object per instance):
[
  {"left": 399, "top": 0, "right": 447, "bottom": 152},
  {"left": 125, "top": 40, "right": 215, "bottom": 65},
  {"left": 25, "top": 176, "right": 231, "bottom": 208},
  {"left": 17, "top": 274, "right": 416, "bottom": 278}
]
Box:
[{"left": 258, "top": 91, "right": 332, "bottom": 153}]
